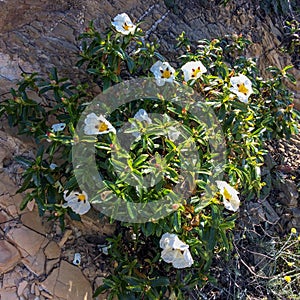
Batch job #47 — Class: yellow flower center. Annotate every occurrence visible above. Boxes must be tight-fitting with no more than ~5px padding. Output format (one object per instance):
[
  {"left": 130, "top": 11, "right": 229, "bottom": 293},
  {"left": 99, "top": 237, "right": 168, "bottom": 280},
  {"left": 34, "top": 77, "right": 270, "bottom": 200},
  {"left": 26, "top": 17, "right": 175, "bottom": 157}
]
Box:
[
  {"left": 97, "top": 122, "right": 109, "bottom": 132},
  {"left": 191, "top": 67, "right": 201, "bottom": 78},
  {"left": 123, "top": 22, "right": 132, "bottom": 31},
  {"left": 284, "top": 276, "right": 292, "bottom": 283},
  {"left": 223, "top": 188, "right": 232, "bottom": 201},
  {"left": 77, "top": 194, "right": 86, "bottom": 202},
  {"left": 237, "top": 83, "right": 248, "bottom": 95},
  {"left": 160, "top": 67, "right": 172, "bottom": 79}
]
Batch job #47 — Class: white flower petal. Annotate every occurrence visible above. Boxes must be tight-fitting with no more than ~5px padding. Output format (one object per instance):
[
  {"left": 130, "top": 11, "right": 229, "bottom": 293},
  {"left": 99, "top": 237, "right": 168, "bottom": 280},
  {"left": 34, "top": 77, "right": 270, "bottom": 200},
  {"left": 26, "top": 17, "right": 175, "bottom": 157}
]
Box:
[
  {"left": 181, "top": 61, "right": 207, "bottom": 82},
  {"left": 216, "top": 180, "right": 240, "bottom": 212},
  {"left": 111, "top": 13, "right": 136, "bottom": 35},
  {"left": 161, "top": 248, "right": 177, "bottom": 263},
  {"left": 229, "top": 74, "right": 253, "bottom": 103},
  {"left": 134, "top": 109, "right": 152, "bottom": 124},
  {"left": 63, "top": 191, "right": 90, "bottom": 215},
  {"left": 170, "top": 236, "right": 189, "bottom": 251},
  {"left": 150, "top": 61, "right": 175, "bottom": 86},
  {"left": 84, "top": 113, "right": 116, "bottom": 135},
  {"left": 51, "top": 123, "right": 66, "bottom": 132},
  {"left": 172, "top": 249, "right": 194, "bottom": 268},
  {"left": 159, "top": 232, "right": 174, "bottom": 249},
  {"left": 168, "top": 126, "right": 180, "bottom": 141},
  {"left": 130, "top": 109, "right": 152, "bottom": 138}
]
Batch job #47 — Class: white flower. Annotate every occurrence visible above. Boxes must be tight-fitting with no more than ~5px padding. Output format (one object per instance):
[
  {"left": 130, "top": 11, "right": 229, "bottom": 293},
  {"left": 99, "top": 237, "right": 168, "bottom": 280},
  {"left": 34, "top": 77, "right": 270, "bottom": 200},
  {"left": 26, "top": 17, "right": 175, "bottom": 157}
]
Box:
[
  {"left": 216, "top": 181, "right": 240, "bottom": 212},
  {"left": 111, "top": 13, "right": 136, "bottom": 35},
  {"left": 181, "top": 61, "right": 207, "bottom": 82},
  {"left": 159, "top": 233, "right": 194, "bottom": 269},
  {"left": 131, "top": 109, "right": 152, "bottom": 138},
  {"left": 63, "top": 190, "right": 90, "bottom": 215},
  {"left": 51, "top": 123, "right": 66, "bottom": 132},
  {"left": 84, "top": 113, "right": 116, "bottom": 135},
  {"left": 167, "top": 126, "right": 180, "bottom": 142},
  {"left": 150, "top": 61, "right": 175, "bottom": 86},
  {"left": 229, "top": 74, "right": 253, "bottom": 103}
]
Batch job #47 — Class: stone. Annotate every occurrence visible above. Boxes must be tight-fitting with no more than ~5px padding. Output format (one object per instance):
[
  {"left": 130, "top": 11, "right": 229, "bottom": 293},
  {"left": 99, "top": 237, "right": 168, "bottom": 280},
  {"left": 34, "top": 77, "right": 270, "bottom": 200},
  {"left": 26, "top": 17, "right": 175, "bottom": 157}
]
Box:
[
  {"left": 0, "top": 173, "right": 18, "bottom": 195},
  {"left": 0, "top": 142, "right": 10, "bottom": 168},
  {"left": 292, "top": 208, "right": 300, "bottom": 220},
  {"left": 58, "top": 229, "right": 72, "bottom": 248},
  {"left": 44, "top": 241, "right": 61, "bottom": 260},
  {"left": 54, "top": 260, "right": 93, "bottom": 300},
  {"left": 27, "top": 200, "right": 35, "bottom": 211},
  {"left": 261, "top": 200, "right": 280, "bottom": 224},
  {"left": 0, "top": 240, "right": 21, "bottom": 274},
  {"left": 34, "top": 284, "right": 40, "bottom": 296},
  {"left": 17, "top": 280, "right": 28, "bottom": 296},
  {"left": 277, "top": 179, "right": 299, "bottom": 208},
  {"left": 39, "top": 267, "right": 59, "bottom": 295},
  {"left": 7, "top": 225, "right": 47, "bottom": 257},
  {"left": 0, "top": 287, "right": 19, "bottom": 300},
  {"left": 0, "top": 194, "right": 14, "bottom": 209},
  {"left": 41, "top": 290, "right": 53, "bottom": 299},
  {"left": 94, "top": 276, "right": 104, "bottom": 287},
  {"left": 46, "top": 258, "right": 60, "bottom": 275},
  {"left": 6, "top": 204, "right": 18, "bottom": 218},
  {"left": 3, "top": 271, "right": 19, "bottom": 288},
  {"left": 21, "top": 211, "right": 47, "bottom": 235},
  {"left": 22, "top": 248, "right": 46, "bottom": 276},
  {"left": 12, "top": 193, "right": 27, "bottom": 214},
  {"left": 0, "top": 209, "right": 11, "bottom": 230}
]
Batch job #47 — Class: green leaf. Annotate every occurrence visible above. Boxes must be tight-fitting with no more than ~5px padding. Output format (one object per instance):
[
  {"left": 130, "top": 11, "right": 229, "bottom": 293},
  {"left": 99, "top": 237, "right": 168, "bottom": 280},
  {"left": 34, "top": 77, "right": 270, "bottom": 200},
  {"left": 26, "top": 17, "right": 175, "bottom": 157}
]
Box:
[
  {"left": 132, "top": 154, "right": 148, "bottom": 168},
  {"left": 68, "top": 209, "right": 81, "bottom": 221},
  {"left": 173, "top": 211, "right": 181, "bottom": 233},
  {"left": 150, "top": 277, "right": 170, "bottom": 287},
  {"left": 20, "top": 193, "right": 33, "bottom": 211},
  {"left": 93, "top": 284, "right": 109, "bottom": 297}
]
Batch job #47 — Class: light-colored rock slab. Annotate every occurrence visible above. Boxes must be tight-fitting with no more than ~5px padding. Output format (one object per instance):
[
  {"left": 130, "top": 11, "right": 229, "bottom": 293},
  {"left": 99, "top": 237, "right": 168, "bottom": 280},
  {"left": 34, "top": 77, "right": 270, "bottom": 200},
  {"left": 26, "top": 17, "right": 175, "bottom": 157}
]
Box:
[
  {"left": 46, "top": 258, "right": 60, "bottom": 275},
  {"left": 21, "top": 211, "right": 47, "bottom": 235},
  {"left": 22, "top": 248, "right": 46, "bottom": 276},
  {"left": 54, "top": 260, "right": 93, "bottom": 300},
  {"left": 6, "top": 204, "right": 18, "bottom": 218},
  {"left": 40, "top": 267, "right": 59, "bottom": 295},
  {"left": 0, "top": 287, "right": 19, "bottom": 300},
  {"left": 0, "top": 209, "right": 11, "bottom": 230},
  {"left": 17, "top": 280, "right": 28, "bottom": 296},
  {"left": 44, "top": 241, "right": 61, "bottom": 260},
  {"left": 0, "top": 240, "right": 21, "bottom": 274},
  {"left": 0, "top": 194, "right": 14, "bottom": 209},
  {"left": 7, "top": 225, "right": 47, "bottom": 257},
  {"left": 0, "top": 173, "right": 18, "bottom": 195}
]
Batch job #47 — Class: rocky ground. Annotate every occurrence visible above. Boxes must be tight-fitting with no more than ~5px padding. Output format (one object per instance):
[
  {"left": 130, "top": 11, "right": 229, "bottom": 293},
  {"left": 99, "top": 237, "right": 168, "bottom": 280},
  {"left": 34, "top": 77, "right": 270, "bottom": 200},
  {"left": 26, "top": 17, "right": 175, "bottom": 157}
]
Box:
[{"left": 0, "top": 154, "right": 116, "bottom": 299}]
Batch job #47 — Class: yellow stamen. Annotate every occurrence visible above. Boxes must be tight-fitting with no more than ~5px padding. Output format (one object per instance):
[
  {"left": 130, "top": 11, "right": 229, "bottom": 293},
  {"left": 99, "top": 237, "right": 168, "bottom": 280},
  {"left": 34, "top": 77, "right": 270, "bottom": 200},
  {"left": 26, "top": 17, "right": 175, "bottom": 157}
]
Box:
[
  {"left": 97, "top": 122, "right": 109, "bottom": 132},
  {"left": 77, "top": 194, "right": 86, "bottom": 201},
  {"left": 160, "top": 67, "right": 172, "bottom": 79},
  {"left": 123, "top": 22, "right": 132, "bottom": 31},
  {"left": 237, "top": 83, "right": 248, "bottom": 95},
  {"left": 191, "top": 66, "right": 201, "bottom": 78},
  {"left": 223, "top": 188, "right": 232, "bottom": 200}
]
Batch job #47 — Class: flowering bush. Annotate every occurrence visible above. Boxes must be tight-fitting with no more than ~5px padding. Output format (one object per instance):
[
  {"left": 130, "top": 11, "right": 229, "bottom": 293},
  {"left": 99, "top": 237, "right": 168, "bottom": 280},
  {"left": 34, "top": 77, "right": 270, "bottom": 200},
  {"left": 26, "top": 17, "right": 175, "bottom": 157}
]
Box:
[{"left": 0, "top": 13, "right": 298, "bottom": 299}]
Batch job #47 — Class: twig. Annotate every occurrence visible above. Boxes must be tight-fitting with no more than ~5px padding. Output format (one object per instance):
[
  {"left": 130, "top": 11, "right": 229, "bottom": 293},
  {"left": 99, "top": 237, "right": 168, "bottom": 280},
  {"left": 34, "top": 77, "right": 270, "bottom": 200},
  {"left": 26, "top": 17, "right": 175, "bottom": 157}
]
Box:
[{"left": 233, "top": 241, "right": 273, "bottom": 280}]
